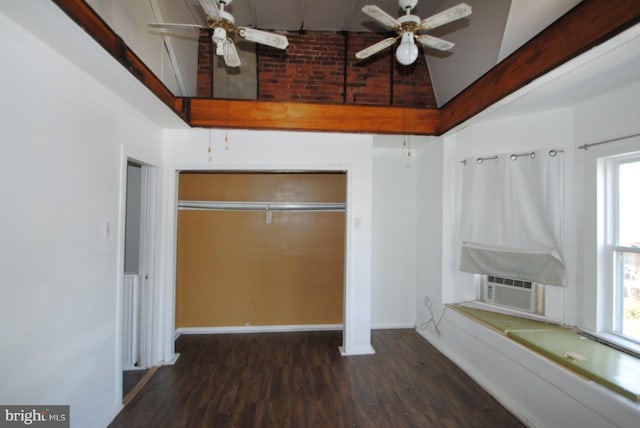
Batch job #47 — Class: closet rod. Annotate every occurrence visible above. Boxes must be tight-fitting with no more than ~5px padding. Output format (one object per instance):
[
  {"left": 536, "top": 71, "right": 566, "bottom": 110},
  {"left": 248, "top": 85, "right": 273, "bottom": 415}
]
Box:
[
  {"left": 178, "top": 200, "right": 345, "bottom": 212},
  {"left": 578, "top": 132, "right": 640, "bottom": 150}
]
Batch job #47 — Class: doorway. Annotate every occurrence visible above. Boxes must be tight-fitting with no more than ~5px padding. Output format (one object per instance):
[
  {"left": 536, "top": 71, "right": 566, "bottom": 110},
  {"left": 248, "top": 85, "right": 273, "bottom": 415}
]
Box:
[{"left": 121, "top": 160, "right": 157, "bottom": 402}]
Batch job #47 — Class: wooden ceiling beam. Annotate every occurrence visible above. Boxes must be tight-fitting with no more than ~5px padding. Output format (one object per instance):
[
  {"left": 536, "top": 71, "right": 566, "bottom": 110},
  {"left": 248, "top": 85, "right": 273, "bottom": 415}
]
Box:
[
  {"left": 187, "top": 99, "right": 440, "bottom": 135},
  {"left": 438, "top": 0, "right": 640, "bottom": 134}
]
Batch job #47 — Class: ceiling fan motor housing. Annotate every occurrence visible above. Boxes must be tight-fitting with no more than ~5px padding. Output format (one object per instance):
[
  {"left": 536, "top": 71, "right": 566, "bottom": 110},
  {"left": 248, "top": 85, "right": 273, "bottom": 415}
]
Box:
[{"left": 397, "top": 14, "right": 420, "bottom": 33}]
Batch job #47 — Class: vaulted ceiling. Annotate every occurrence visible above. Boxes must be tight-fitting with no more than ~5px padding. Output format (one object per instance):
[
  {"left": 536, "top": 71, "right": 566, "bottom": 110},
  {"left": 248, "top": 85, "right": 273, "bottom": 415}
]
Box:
[
  {"left": 85, "top": 0, "right": 582, "bottom": 105},
  {"left": 5, "top": 1, "right": 639, "bottom": 135}
]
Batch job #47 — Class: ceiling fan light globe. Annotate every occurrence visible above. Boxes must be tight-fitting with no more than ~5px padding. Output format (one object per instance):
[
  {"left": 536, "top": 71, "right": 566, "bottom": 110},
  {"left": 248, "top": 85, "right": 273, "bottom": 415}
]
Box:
[{"left": 396, "top": 33, "right": 419, "bottom": 65}]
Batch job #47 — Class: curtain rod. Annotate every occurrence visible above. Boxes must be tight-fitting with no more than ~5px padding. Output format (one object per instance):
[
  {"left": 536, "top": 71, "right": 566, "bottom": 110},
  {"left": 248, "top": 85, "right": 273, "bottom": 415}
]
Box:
[
  {"left": 460, "top": 149, "right": 563, "bottom": 165},
  {"left": 578, "top": 132, "right": 640, "bottom": 150}
]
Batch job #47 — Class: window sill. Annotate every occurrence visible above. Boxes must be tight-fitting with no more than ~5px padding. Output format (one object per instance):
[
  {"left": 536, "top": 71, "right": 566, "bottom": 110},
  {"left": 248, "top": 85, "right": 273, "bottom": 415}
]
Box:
[
  {"left": 450, "top": 303, "right": 640, "bottom": 403},
  {"left": 577, "top": 329, "right": 640, "bottom": 360},
  {"left": 458, "top": 300, "right": 552, "bottom": 323}
]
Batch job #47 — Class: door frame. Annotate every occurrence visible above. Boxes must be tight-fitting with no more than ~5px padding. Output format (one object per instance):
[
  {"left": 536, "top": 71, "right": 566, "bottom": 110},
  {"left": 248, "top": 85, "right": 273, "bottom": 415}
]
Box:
[
  {"left": 174, "top": 171, "right": 347, "bottom": 330},
  {"left": 115, "top": 147, "right": 161, "bottom": 403},
  {"left": 164, "top": 167, "right": 355, "bottom": 352}
]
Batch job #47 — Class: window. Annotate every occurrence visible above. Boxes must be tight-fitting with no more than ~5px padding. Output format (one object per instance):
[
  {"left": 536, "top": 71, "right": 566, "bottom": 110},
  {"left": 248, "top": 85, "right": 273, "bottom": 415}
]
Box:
[{"left": 605, "top": 155, "right": 640, "bottom": 343}]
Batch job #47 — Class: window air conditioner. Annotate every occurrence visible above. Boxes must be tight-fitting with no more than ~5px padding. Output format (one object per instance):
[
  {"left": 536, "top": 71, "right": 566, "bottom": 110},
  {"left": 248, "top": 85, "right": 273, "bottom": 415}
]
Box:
[{"left": 483, "top": 275, "right": 538, "bottom": 313}]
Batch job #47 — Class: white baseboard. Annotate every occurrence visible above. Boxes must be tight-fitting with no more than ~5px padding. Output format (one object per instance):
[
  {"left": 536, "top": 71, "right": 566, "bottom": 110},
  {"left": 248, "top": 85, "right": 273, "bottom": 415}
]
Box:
[
  {"left": 339, "top": 344, "right": 376, "bottom": 356},
  {"left": 123, "top": 366, "right": 148, "bottom": 372},
  {"left": 175, "top": 324, "right": 343, "bottom": 336},
  {"left": 371, "top": 322, "right": 416, "bottom": 330},
  {"left": 161, "top": 353, "right": 180, "bottom": 365}
]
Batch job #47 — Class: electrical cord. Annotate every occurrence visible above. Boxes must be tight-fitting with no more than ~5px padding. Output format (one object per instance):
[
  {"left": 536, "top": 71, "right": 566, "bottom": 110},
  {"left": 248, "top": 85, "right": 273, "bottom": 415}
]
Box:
[{"left": 419, "top": 296, "right": 446, "bottom": 335}]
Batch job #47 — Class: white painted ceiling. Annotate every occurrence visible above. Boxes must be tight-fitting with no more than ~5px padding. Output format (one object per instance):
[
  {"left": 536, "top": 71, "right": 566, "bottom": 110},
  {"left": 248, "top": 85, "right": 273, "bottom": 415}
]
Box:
[{"left": 185, "top": 0, "right": 445, "bottom": 31}]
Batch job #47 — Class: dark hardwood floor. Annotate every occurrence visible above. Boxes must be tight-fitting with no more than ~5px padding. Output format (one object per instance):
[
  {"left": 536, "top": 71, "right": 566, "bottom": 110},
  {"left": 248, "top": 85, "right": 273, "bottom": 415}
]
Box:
[
  {"left": 109, "top": 330, "right": 525, "bottom": 427},
  {"left": 123, "top": 369, "right": 148, "bottom": 398}
]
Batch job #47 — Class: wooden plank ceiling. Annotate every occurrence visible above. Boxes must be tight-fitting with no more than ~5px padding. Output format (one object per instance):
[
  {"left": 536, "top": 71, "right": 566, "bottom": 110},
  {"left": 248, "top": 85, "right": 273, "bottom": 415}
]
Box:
[{"left": 51, "top": 0, "right": 640, "bottom": 135}]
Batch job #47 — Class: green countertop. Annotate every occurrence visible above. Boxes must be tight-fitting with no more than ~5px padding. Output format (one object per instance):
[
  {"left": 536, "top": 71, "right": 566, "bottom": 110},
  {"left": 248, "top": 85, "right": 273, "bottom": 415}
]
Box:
[{"left": 451, "top": 305, "right": 640, "bottom": 402}]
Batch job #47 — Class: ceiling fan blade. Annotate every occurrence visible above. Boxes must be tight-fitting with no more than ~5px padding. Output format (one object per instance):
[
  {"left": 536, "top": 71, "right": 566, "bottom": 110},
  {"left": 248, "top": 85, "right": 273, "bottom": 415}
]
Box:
[
  {"left": 223, "top": 39, "right": 241, "bottom": 67},
  {"left": 355, "top": 36, "right": 398, "bottom": 59},
  {"left": 418, "top": 2, "right": 471, "bottom": 31},
  {"left": 148, "top": 23, "right": 205, "bottom": 31},
  {"left": 237, "top": 27, "right": 289, "bottom": 49},
  {"left": 415, "top": 34, "right": 455, "bottom": 51},
  {"left": 198, "top": 0, "right": 221, "bottom": 18},
  {"left": 361, "top": 5, "right": 400, "bottom": 30}
]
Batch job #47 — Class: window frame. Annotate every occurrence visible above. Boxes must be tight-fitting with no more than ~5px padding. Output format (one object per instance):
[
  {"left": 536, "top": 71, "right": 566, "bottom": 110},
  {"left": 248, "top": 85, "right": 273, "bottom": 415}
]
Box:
[{"left": 602, "top": 154, "right": 640, "bottom": 344}]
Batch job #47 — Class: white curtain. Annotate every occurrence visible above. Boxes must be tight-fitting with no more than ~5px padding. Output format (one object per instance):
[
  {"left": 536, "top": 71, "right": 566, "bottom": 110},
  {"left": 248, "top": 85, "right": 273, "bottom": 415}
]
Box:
[{"left": 460, "top": 150, "right": 566, "bottom": 286}]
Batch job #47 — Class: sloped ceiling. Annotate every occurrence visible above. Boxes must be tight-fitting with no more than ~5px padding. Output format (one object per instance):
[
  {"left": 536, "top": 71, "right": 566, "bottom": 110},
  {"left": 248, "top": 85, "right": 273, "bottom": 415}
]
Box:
[
  {"left": 426, "top": 0, "right": 511, "bottom": 106},
  {"left": 85, "top": 0, "right": 584, "bottom": 104}
]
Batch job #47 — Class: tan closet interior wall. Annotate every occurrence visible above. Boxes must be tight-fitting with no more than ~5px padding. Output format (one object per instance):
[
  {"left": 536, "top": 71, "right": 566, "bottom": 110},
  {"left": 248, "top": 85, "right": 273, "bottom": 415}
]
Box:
[{"left": 176, "top": 172, "right": 346, "bottom": 328}]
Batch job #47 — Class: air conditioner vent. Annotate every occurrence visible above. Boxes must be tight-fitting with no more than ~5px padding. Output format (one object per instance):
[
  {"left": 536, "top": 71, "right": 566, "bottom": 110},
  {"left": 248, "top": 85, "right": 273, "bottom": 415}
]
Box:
[
  {"left": 483, "top": 275, "right": 540, "bottom": 313},
  {"left": 487, "top": 275, "right": 533, "bottom": 290}
]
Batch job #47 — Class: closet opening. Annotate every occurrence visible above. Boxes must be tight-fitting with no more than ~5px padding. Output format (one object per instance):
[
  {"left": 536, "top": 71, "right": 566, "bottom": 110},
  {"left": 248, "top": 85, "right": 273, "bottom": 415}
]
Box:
[{"left": 175, "top": 171, "right": 347, "bottom": 332}]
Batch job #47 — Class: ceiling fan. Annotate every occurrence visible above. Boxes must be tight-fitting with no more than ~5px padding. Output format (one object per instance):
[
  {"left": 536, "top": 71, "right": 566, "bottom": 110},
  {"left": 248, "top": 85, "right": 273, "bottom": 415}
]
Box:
[
  {"left": 356, "top": 0, "right": 471, "bottom": 65},
  {"left": 149, "top": 0, "right": 289, "bottom": 67}
]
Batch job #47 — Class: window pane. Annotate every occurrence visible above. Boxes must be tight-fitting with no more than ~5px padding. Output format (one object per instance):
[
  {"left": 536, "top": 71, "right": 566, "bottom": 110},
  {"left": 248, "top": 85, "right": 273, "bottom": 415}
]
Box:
[
  {"left": 618, "top": 252, "right": 640, "bottom": 342},
  {"left": 618, "top": 161, "right": 640, "bottom": 247}
]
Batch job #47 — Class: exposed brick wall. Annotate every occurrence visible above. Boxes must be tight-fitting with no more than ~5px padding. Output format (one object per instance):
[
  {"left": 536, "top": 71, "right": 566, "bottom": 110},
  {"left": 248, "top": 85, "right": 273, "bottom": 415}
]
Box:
[
  {"left": 393, "top": 54, "right": 437, "bottom": 108},
  {"left": 197, "top": 30, "right": 213, "bottom": 98},
  {"left": 345, "top": 32, "right": 392, "bottom": 106},
  {"left": 259, "top": 32, "right": 345, "bottom": 104},
  {"left": 197, "top": 30, "right": 436, "bottom": 108}
]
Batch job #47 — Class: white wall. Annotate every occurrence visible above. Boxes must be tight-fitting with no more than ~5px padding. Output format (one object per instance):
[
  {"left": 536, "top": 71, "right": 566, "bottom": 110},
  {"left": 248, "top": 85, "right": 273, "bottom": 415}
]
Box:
[
  {"left": 415, "top": 138, "right": 445, "bottom": 326},
  {"left": 162, "top": 128, "right": 375, "bottom": 355},
  {"left": 0, "top": 10, "right": 163, "bottom": 428},
  {"left": 371, "top": 138, "right": 418, "bottom": 329}
]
